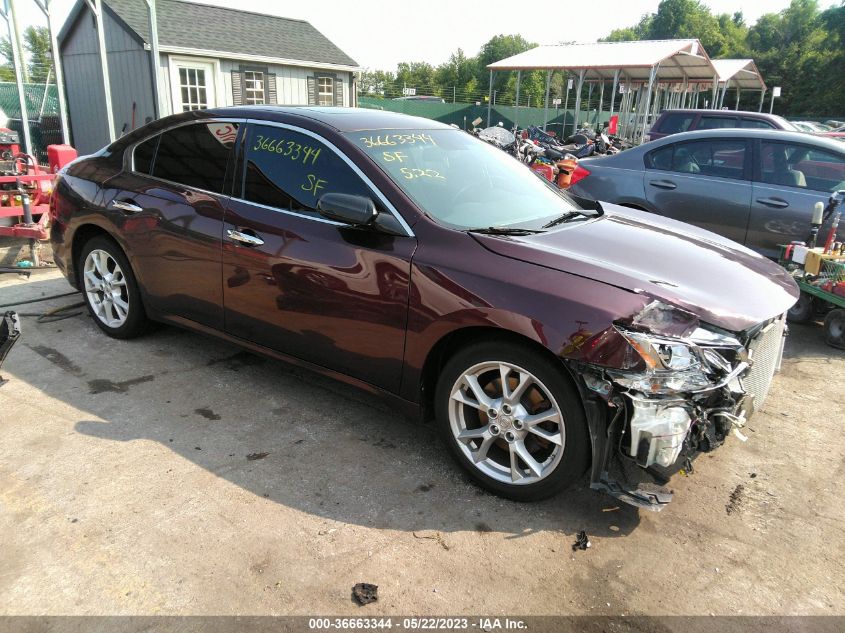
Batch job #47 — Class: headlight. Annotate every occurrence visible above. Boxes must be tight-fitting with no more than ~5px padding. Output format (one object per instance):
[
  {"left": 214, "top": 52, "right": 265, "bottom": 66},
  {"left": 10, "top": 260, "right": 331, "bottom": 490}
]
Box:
[
  {"left": 600, "top": 301, "right": 748, "bottom": 396},
  {"left": 610, "top": 327, "right": 740, "bottom": 395},
  {"left": 620, "top": 330, "right": 700, "bottom": 371}
]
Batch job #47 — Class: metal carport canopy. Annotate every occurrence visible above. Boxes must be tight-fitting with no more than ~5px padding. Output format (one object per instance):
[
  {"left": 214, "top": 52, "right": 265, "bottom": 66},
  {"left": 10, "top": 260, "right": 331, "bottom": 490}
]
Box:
[
  {"left": 711, "top": 58, "right": 766, "bottom": 90},
  {"left": 486, "top": 39, "right": 716, "bottom": 83}
]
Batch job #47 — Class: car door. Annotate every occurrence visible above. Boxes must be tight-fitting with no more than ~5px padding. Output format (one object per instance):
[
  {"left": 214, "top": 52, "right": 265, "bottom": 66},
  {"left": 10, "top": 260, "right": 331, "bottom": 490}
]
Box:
[
  {"left": 643, "top": 138, "right": 752, "bottom": 244},
  {"left": 749, "top": 139, "right": 845, "bottom": 258},
  {"left": 101, "top": 120, "right": 241, "bottom": 328},
  {"left": 222, "top": 122, "right": 417, "bottom": 392}
]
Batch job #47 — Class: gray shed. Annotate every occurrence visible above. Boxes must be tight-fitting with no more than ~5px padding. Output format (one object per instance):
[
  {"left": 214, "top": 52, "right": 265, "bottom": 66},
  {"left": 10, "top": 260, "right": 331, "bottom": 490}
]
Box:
[{"left": 58, "top": 0, "right": 360, "bottom": 153}]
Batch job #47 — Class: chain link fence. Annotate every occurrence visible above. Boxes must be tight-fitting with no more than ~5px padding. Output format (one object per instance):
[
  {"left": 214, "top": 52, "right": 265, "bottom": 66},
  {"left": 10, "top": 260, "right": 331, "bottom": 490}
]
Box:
[
  {"left": 358, "top": 95, "right": 612, "bottom": 138},
  {"left": 0, "top": 81, "right": 62, "bottom": 165}
]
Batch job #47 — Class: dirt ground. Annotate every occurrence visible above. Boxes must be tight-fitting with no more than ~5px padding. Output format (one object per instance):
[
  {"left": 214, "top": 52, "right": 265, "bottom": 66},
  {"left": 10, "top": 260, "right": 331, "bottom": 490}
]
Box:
[{"left": 1, "top": 268, "right": 843, "bottom": 617}]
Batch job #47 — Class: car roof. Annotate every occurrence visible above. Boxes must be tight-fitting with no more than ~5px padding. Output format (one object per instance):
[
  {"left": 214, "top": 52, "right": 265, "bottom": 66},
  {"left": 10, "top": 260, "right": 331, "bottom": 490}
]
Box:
[
  {"left": 206, "top": 105, "right": 453, "bottom": 132},
  {"left": 658, "top": 108, "right": 784, "bottom": 118},
  {"left": 643, "top": 128, "right": 845, "bottom": 152}
]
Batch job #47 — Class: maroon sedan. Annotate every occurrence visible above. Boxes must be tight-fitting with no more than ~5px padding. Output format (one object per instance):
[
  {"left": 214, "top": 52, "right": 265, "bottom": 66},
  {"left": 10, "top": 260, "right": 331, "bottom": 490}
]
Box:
[{"left": 50, "top": 107, "right": 798, "bottom": 510}]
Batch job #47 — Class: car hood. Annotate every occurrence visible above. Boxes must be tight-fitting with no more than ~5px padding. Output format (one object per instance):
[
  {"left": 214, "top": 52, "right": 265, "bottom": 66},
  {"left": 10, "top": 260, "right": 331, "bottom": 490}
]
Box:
[{"left": 472, "top": 204, "right": 799, "bottom": 333}]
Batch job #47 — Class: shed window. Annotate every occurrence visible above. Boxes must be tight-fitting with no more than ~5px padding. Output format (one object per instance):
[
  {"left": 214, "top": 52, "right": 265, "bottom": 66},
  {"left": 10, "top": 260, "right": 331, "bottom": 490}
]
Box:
[
  {"left": 244, "top": 71, "right": 265, "bottom": 105},
  {"left": 179, "top": 67, "right": 209, "bottom": 111},
  {"left": 317, "top": 77, "right": 334, "bottom": 106}
]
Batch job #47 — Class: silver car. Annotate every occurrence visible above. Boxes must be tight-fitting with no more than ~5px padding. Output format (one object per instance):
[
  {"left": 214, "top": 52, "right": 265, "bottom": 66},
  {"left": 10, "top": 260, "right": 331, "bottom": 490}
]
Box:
[{"left": 569, "top": 129, "right": 845, "bottom": 258}]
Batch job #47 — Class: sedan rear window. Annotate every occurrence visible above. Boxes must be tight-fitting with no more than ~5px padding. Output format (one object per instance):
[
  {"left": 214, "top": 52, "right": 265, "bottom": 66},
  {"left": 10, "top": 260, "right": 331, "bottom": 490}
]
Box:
[
  {"left": 657, "top": 112, "right": 695, "bottom": 134},
  {"left": 133, "top": 135, "right": 158, "bottom": 174},
  {"left": 152, "top": 122, "right": 238, "bottom": 193},
  {"left": 698, "top": 116, "right": 739, "bottom": 130},
  {"left": 740, "top": 118, "right": 774, "bottom": 129},
  {"left": 647, "top": 140, "right": 747, "bottom": 180}
]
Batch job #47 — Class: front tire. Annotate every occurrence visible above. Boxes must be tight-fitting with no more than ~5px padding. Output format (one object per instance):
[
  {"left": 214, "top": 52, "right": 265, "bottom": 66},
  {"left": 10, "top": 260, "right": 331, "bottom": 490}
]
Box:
[
  {"left": 78, "top": 235, "right": 148, "bottom": 339},
  {"left": 435, "top": 341, "right": 589, "bottom": 501},
  {"left": 787, "top": 292, "right": 814, "bottom": 324},
  {"left": 824, "top": 308, "right": 845, "bottom": 349}
]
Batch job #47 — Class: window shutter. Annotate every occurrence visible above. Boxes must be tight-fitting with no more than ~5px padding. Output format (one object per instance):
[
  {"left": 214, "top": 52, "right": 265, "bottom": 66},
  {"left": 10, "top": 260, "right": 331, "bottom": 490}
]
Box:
[
  {"left": 231, "top": 70, "right": 243, "bottom": 105},
  {"left": 267, "top": 73, "right": 277, "bottom": 104},
  {"left": 306, "top": 76, "right": 317, "bottom": 105},
  {"left": 334, "top": 79, "right": 344, "bottom": 106}
]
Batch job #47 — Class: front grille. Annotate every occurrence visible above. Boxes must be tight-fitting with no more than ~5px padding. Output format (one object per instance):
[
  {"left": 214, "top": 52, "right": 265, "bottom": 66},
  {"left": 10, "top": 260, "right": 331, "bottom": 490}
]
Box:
[{"left": 741, "top": 315, "right": 786, "bottom": 412}]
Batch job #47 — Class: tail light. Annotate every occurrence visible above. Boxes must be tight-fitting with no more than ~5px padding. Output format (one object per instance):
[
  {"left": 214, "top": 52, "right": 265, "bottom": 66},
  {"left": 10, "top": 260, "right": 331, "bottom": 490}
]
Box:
[{"left": 569, "top": 165, "right": 591, "bottom": 187}]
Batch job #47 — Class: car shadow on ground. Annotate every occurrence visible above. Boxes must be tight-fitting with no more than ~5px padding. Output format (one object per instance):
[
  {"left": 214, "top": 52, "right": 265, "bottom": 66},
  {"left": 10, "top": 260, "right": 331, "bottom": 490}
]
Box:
[{"left": 4, "top": 276, "right": 641, "bottom": 539}]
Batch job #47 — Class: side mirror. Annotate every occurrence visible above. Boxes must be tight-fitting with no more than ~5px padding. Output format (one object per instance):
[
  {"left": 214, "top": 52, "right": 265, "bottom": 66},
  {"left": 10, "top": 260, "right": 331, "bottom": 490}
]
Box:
[{"left": 317, "top": 193, "right": 377, "bottom": 226}]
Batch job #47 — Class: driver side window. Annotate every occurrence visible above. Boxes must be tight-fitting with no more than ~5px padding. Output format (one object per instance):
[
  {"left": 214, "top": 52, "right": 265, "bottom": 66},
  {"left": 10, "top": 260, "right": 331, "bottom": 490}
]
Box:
[{"left": 240, "top": 124, "right": 373, "bottom": 217}]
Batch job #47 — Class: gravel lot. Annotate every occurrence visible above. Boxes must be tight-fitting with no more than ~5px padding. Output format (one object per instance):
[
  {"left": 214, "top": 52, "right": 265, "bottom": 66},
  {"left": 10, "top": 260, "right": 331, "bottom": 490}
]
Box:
[{"left": 1, "top": 269, "right": 843, "bottom": 617}]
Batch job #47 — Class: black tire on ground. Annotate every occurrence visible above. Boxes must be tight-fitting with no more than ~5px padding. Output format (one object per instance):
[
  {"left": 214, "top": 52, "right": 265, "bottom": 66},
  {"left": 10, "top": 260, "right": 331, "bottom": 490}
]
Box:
[
  {"left": 787, "top": 292, "right": 815, "bottom": 324},
  {"left": 434, "top": 340, "right": 590, "bottom": 502},
  {"left": 823, "top": 308, "right": 845, "bottom": 349},
  {"left": 77, "top": 235, "right": 149, "bottom": 339}
]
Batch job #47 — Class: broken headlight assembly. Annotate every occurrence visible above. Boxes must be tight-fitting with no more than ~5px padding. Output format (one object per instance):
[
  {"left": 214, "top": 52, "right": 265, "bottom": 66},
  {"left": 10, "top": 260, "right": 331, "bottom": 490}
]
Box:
[{"left": 607, "top": 302, "right": 747, "bottom": 396}]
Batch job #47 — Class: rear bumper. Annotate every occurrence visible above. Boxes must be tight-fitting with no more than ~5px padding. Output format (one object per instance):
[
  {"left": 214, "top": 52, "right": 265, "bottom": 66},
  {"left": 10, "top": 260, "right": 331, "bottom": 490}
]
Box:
[{"left": 49, "top": 220, "right": 76, "bottom": 289}]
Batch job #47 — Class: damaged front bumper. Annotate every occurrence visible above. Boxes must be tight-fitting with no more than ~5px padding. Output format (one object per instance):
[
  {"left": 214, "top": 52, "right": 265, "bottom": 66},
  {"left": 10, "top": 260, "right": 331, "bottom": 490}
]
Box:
[{"left": 573, "top": 305, "right": 787, "bottom": 511}]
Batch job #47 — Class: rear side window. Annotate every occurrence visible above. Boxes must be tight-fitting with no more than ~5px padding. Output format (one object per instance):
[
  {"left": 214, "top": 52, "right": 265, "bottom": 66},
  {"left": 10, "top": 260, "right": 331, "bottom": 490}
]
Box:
[
  {"left": 133, "top": 136, "right": 158, "bottom": 174},
  {"left": 697, "top": 115, "right": 739, "bottom": 130},
  {"left": 152, "top": 122, "right": 239, "bottom": 193},
  {"left": 241, "top": 124, "right": 372, "bottom": 216},
  {"left": 740, "top": 118, "right": 774, "bottom": 129},
  {"left": 657, "top": 112, "right": 695, "bottom": 134},
  {"left": 646, "top": 140, "right": 747, "bottom": 180},
  {"left": 760, "top": 141, "right": 845, "bottom": 191}
]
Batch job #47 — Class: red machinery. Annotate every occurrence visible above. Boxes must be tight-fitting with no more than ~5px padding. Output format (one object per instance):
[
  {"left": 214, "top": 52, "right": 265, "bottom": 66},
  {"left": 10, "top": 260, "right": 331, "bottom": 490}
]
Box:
[{"left": 0, "top": 128, "right": 77, "bottom": 255}]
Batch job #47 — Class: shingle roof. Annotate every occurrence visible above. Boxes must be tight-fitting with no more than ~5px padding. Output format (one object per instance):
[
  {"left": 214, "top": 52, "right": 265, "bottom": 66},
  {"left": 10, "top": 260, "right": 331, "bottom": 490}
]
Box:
[{"left": 68, "top": 0, "right": 358, "bottom": 69}]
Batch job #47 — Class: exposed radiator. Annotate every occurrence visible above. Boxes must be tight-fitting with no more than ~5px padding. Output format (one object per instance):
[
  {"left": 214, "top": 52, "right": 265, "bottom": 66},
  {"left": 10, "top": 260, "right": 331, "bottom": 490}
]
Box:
[{"left": 742, "top": 315, "right": 786, "bottom": 413}]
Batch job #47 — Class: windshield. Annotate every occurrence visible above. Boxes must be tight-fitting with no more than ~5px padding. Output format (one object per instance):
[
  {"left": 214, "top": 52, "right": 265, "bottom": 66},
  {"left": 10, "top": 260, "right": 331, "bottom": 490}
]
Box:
[{"left": 346, "top": 128, "right": 586, "bottom": 230}]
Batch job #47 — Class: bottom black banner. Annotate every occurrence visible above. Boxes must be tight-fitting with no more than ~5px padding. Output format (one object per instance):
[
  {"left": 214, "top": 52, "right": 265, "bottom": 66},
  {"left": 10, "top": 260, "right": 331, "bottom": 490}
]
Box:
[{"left": 0, "top": 616, "right": 842, "bottom": 633}]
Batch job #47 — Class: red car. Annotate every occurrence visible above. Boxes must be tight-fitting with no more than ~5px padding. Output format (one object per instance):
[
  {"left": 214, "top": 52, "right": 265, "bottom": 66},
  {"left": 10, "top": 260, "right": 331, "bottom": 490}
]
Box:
[
  {"left": 50, "top": 107, "right": 798, "bottom": 510},
  {"left": 823, "top": 126, "right": 845, "bottom": 139}
]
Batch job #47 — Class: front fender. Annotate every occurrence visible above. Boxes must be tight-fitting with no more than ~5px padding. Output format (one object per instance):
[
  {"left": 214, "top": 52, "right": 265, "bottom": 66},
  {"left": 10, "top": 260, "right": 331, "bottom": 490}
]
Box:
[{"left": 400, "top": 249, "right": 649, "bottom": 402}]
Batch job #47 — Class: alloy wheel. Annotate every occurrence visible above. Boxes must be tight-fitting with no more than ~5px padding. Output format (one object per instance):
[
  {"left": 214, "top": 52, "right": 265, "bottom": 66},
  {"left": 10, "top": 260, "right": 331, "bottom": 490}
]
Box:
[
  {"left": 83, "top": 249, "right": 130, "bottom": 328},
  {"left": 448, "top": 361, "right": 565, "bottom": 485}
]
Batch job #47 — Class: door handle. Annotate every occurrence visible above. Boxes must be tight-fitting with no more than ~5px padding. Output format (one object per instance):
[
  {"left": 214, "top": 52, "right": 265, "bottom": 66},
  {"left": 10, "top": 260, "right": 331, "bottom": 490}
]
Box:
[
  {"left": 227, "top": 228, "right": 264, "bottom": 247},
  {"left": 756, "top": 197, "right": 789, "bottom": 209},
  {"left": 110, "top": 199, "right": 143, "bottom": 214},
  {"left": 649, "top": 179, "right": 677, "bottom": 190}
]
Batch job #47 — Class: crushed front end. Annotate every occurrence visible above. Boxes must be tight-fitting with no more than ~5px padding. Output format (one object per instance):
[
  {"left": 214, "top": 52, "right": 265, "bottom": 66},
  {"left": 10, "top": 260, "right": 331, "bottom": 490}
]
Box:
[{"left": 570, "top": 301, "right": 787, "bottom": 511}]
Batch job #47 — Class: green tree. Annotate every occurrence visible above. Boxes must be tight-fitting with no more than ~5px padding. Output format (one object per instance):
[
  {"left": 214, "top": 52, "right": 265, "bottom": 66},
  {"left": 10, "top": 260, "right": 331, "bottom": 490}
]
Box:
[
  {"left": 0, "top": 27, "right": 53, "bottom": 84},
  {"left": 25, "top": 26, "right": 52, "bottom": 83},
  {"left": 359, "top": 69, "right": 395, "bottom": 98},
  {"left": 434, "top": 48, "right": 479, "bottom": 100},
  {"left": 600, "top": 0, "right": 844, "bottom": 116},
  {"left": 395, "top": 61, "right": 437, "bottom": 96}
]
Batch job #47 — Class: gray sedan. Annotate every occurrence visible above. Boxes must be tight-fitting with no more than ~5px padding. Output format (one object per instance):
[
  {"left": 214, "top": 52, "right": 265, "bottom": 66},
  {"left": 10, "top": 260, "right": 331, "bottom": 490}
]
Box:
[{"left": 569, "top": 129, "right": 845, "bottom": 258}]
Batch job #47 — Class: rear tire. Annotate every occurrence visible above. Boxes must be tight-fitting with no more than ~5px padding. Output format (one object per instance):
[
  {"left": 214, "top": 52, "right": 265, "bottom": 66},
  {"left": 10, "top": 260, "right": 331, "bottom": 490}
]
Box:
[
  {"left": 823, "top": 308, "right": 845, "bottom": 349},
  {"left": 78, "top": 235, "right": 149, "bottom": 339},
  {"left": 434, "top": 341, "right": 589, "bottom": 501}
]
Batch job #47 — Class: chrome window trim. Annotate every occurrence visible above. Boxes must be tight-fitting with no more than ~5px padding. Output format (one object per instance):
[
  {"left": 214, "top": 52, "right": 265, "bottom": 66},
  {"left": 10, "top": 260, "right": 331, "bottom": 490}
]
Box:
[
  {"left": 240, "top": 119, "right": 415, "bottom": 238},
  {"left": 126, "top": 117, "right": 415, "bottom": 238},
  {"left": 233, "top": 199, "right": 347, "bottom": 228}
]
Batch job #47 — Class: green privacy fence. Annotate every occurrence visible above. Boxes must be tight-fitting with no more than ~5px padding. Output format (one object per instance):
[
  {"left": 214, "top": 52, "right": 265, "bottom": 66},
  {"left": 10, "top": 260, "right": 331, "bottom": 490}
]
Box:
[{"left": 358, "top": 96, "right": 612, "bottom": 137}]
